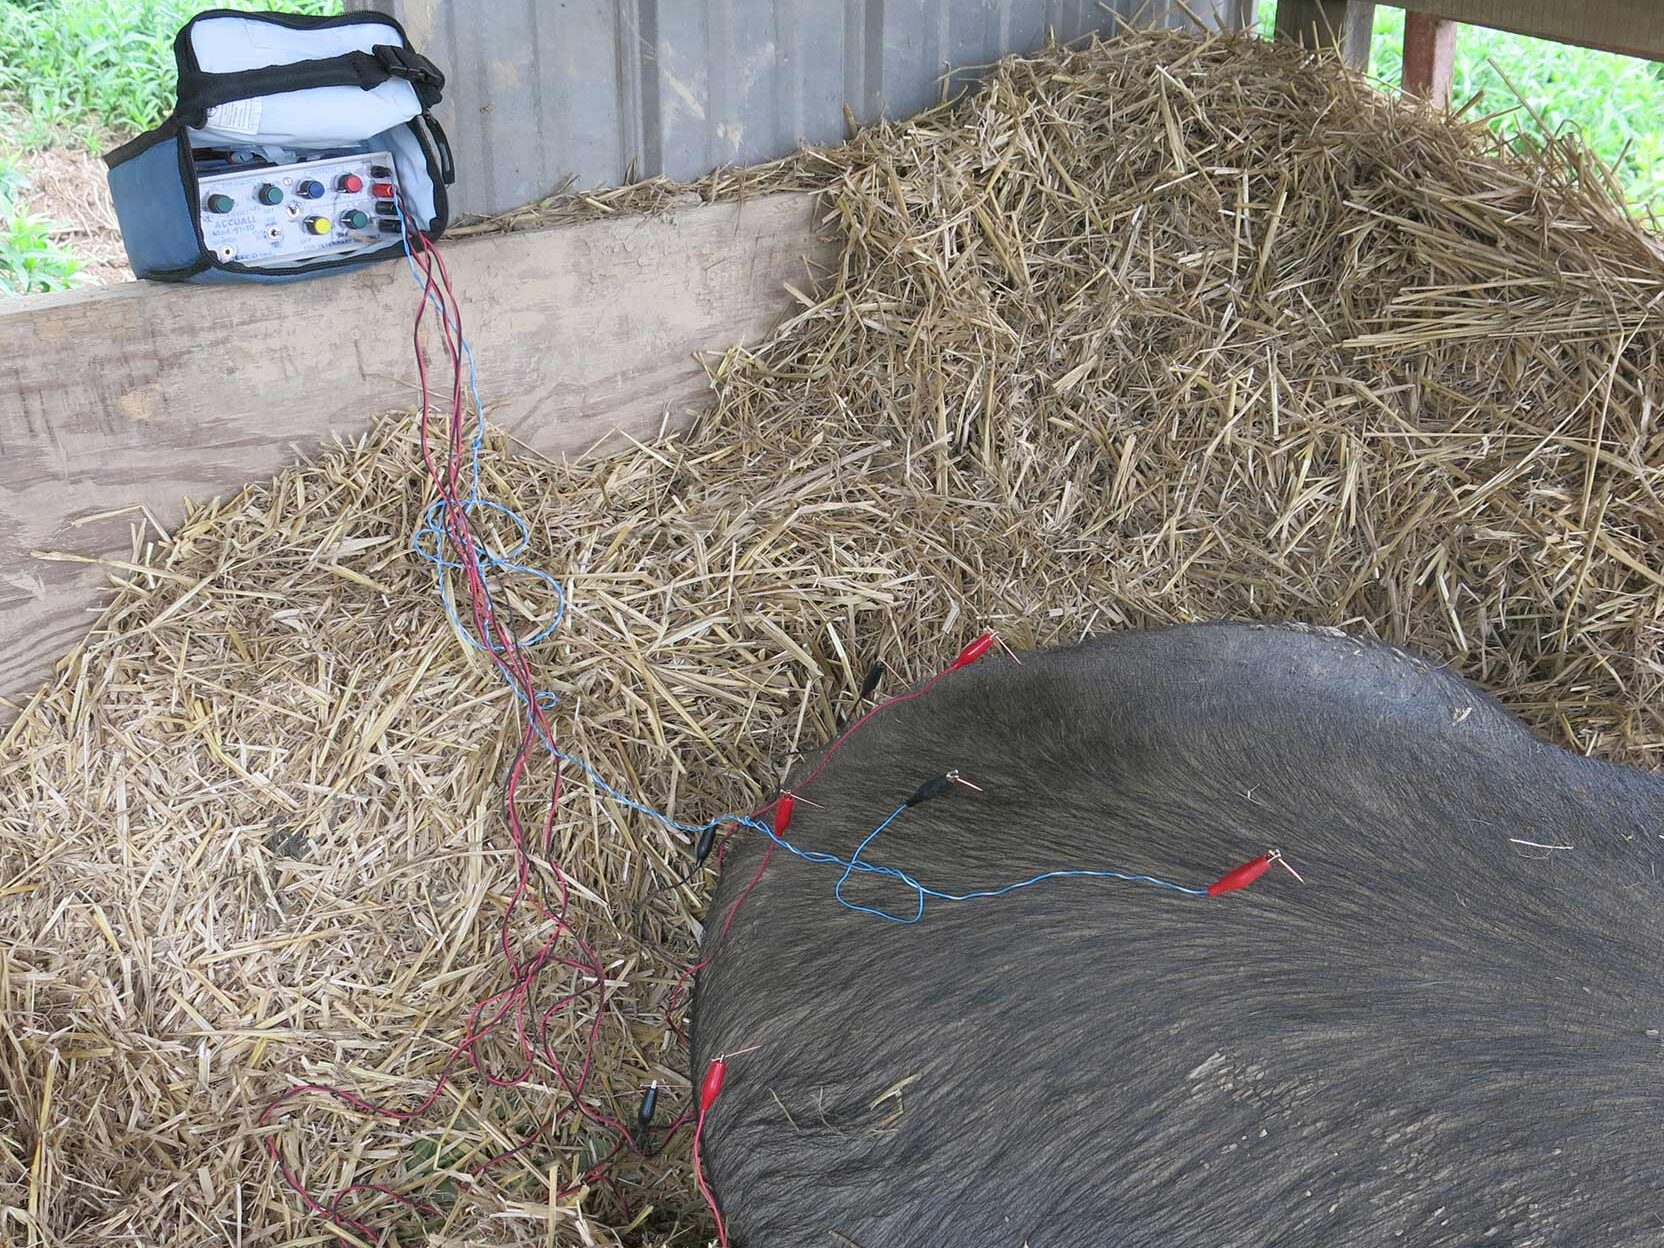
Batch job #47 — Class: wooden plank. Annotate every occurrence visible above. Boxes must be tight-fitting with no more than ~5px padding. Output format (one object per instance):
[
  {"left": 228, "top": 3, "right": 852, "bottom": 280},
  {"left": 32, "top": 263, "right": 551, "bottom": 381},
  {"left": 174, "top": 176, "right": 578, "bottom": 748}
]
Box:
[
  {"left": 1275, "top": 0, "right": 1377, "bottom": 70},
  {"left": 0, "top": 191, "right": 831, "bottom": 718},
  {"left": 1380, "top": 0, "right": 1664, "bottom": 61},
  {"left": 1402, "top": 10, "right": 1458, "bottom": 104}
]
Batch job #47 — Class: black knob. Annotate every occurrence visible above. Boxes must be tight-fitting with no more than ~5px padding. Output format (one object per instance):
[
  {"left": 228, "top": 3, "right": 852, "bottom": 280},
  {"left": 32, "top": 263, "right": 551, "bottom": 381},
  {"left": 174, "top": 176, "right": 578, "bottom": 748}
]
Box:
[{"left": 256, "top": 183, "right": 284, "bottom": 206}]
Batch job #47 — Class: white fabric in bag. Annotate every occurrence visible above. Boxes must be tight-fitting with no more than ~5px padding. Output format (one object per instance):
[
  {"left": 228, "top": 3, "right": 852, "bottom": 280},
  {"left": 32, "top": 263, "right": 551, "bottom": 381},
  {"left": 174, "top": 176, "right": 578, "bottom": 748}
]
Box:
[{"left": 187, "top": 15, "right": 422, "bottom": 147}]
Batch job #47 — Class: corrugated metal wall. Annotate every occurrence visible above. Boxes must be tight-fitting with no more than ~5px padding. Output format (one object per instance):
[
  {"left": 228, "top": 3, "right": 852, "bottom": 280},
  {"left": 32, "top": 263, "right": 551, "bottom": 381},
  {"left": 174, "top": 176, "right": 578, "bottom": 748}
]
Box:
[{"left": 349, "top": 0, "right": 1248, "bottom": 216}]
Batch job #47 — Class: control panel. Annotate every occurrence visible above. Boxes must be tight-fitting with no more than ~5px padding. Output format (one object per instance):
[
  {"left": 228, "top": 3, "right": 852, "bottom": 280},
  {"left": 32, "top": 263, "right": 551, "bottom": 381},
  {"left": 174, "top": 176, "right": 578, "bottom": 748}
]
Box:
[{"left": 196, "top": 151, "right": 401, "bottom": 265}]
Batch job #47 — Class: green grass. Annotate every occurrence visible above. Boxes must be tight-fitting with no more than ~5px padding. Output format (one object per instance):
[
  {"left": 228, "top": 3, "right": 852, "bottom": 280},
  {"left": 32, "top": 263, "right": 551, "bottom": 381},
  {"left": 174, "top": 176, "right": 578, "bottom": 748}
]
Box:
[
  {"left": 0, "top": 0, "right": 341, "bottom": 147},
  {"left": 1259, "top": 2, "right": 1664, "bottom": 214},
  {"left": 0, "top": 154, "right": 79, "bottom": 294}
]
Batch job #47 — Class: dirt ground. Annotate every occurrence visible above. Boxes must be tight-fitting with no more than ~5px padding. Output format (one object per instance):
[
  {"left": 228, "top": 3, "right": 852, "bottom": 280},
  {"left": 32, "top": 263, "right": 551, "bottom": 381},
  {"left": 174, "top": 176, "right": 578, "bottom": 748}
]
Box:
[
  {"left": 2, "top": 102, "right": 131, "bottom": 289},
  {"left": 17, "top": 140, "right": 130, "bottom": 285}
]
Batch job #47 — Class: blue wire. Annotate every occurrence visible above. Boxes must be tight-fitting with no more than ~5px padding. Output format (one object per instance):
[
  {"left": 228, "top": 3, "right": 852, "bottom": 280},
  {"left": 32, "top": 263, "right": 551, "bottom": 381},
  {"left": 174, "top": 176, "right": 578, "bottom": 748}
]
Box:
[
  {"left": 835, "top": 808, "right": 924, "bottom": 923},
  {"left": 394, "top": 203, "right": 756, "bottom": 850},
  {"left": 762, "top": 804, "right": 1207, "bottom": 924},
  {"left": 397, "top": 211, "right": 566, "bottom": 652},
  {"left": 393, "top": 205, "right": 1208, "bottom": 924}
]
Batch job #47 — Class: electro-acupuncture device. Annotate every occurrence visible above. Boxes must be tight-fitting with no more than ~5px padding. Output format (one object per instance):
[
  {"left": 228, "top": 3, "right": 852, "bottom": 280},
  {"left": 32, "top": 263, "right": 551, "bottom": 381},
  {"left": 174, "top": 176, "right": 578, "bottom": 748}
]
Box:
[
  {"left": 195, "top": 149, "right": 403, "bottom": 265},
  {"left": 106, "top": 11, "right": 452, "bottom": 284}
]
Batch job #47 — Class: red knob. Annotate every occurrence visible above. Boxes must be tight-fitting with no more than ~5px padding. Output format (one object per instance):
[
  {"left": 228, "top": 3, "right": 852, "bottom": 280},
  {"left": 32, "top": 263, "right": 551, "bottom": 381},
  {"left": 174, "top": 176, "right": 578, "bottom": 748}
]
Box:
[
  {"left": 337, "top": 173, "right": 364, "bottom": 193},
  {"left": 370, "top": 182, "right": 396, "bottom": 199}
]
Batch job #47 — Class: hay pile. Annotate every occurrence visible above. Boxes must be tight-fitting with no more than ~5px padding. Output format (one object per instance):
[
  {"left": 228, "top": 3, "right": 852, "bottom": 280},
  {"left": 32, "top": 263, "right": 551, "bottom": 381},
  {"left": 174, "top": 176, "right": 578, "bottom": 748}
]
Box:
[{"left": 6, "top": 26, "right": 1664, "bottom": 1248}]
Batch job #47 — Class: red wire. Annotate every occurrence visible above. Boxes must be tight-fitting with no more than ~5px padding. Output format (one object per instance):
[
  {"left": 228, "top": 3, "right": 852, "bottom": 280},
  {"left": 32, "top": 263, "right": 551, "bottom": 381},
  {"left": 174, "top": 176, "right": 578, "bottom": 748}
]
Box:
[
  {"left": 262, "top": 220, "right": 633, "bottom": 1241},
  {"left": 692, "top": 1103, "right": 729, "bottom": 1248},
  {"left": 666, "top": 841, "right": 775, "bottom": 1043},
  {"left": 261, "top": 214, "right": 1005, "bottom": 1242}
]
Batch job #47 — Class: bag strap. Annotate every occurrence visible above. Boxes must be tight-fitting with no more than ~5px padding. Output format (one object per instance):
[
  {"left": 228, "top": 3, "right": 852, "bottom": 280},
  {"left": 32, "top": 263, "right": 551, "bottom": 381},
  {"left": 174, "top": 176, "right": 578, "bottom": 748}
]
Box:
[
  {"left": 176, "top": 44, "right": 445, "bottom": 123},
  {"left": 418, "top": 111, "right": 456, "bottom": 186}
]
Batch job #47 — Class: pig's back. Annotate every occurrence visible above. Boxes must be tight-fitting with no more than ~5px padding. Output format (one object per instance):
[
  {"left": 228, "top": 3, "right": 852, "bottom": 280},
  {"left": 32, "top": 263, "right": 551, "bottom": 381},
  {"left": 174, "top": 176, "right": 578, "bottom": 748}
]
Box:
[{"left": 691, "top": 623, "right": 1664, "bottom": 1247}]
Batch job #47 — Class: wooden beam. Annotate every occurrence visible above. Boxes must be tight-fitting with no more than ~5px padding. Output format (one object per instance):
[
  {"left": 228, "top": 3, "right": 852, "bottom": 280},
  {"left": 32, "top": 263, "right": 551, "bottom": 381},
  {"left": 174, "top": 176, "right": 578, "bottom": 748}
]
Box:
[
  {"left": 1402, "top": 11, "right": 1458, "bottom": 104},
  {"left": 0, "top": 191, "right": 831, "bottom": 718},
  {"left": 1275, "top": 0, "right": 1378, "bottom": 71},
  {"left": 1379, "top": 1, "right": 1664, "bottom": 62}
]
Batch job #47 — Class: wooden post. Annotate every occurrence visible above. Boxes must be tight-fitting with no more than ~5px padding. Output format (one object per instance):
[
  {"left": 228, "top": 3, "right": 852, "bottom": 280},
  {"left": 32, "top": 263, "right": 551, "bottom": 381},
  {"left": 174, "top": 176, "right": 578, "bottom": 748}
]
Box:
[
  {"left": 1401, "top": 11, "right": 1458, "bottom": 104},
  {"left": 1275, "top": 0, "right": 1377, "bottom": 70}
]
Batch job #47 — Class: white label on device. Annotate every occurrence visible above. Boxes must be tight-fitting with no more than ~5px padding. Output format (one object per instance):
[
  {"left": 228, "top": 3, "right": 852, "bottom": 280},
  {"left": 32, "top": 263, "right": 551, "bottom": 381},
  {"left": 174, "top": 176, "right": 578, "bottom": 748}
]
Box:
[{"left": 205, "top": 98, "right": 263, "bottom": 137}]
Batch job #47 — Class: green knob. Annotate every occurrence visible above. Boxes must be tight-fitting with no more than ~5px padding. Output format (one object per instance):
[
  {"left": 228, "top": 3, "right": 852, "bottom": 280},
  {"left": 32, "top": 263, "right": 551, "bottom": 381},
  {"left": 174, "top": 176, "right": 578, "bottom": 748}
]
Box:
[
  {"left": 204, "top": 193, "right": 234, "bottom": 214},
  {"left": 256, "top": 183, "right": 284, "bottom": 206},
  {"left": 340, "top": 208, "right": 370, "bottom": 230}
]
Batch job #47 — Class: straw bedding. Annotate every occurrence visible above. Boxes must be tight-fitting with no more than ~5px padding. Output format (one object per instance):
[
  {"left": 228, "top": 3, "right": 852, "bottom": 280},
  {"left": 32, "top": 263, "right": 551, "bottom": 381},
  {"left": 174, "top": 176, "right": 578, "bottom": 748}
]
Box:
[{"left": 5, "top": 27, "right": 1664, "bottom": 1248}]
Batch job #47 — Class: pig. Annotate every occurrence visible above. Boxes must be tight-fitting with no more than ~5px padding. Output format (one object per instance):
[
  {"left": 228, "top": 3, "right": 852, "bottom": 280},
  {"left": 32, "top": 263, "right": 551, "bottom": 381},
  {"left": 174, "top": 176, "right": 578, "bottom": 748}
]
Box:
[{"left": 689, "top": 622, "right": 1664, "bottom": 1247}]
